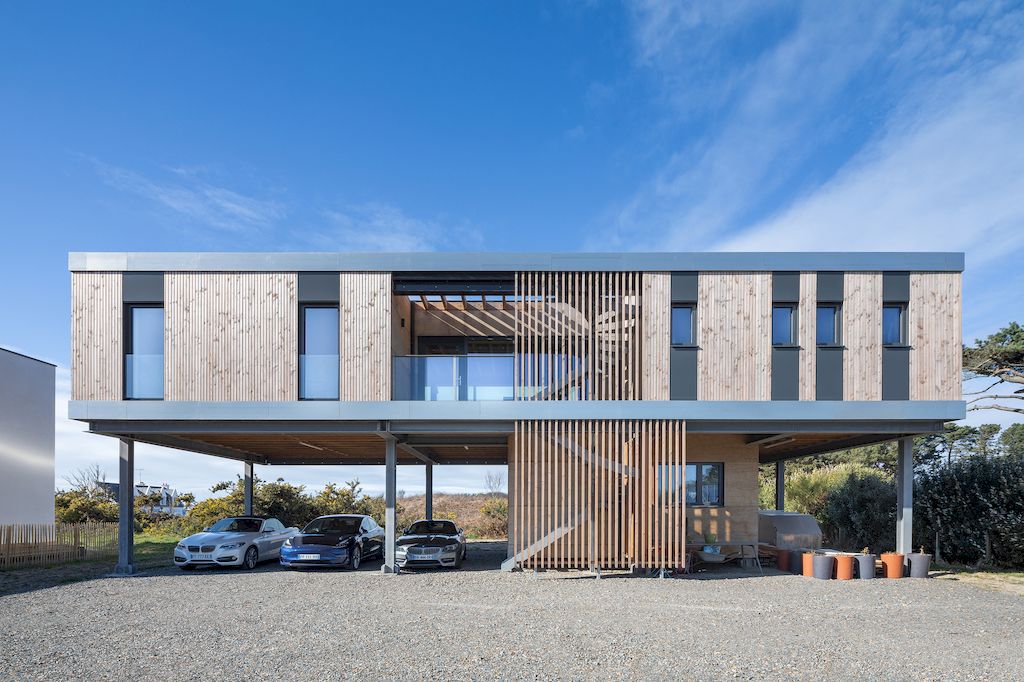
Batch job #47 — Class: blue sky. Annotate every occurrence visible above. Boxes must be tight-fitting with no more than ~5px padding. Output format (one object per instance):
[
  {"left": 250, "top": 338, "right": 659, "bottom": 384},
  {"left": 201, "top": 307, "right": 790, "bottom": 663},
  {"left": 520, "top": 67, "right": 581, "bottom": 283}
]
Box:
[{"left": 1, "top": 1, "right": 1022, "bottom": 499}]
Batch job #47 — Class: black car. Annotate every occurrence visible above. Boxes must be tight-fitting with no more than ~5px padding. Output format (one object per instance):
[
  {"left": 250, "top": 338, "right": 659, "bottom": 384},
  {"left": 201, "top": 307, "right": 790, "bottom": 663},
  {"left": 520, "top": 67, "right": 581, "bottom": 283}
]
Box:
[
  {"left": 395, "top": 519, "right": 467, "bottom": 569},
  {"left": 279, "top": 514, "right": 385, "bottom": 569}
]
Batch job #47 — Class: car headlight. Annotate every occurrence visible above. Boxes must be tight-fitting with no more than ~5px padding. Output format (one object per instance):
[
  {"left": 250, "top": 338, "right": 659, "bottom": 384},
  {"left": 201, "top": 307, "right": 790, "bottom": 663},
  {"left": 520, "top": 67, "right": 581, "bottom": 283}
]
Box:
[
  {"left": 334, "top": 541, "right": 350, "bottom": 549},
  {"left": 219, "top": 542, "right": 245, "bottom": 550},
  {"left": 176, "top": 543, "right": 185, "bottom": 549},
  {"left": 396, "top": 546, "right": 407, "bottom": 554},
  {"left": 444, "top": 544, "right": 459, "bottom": 552}
]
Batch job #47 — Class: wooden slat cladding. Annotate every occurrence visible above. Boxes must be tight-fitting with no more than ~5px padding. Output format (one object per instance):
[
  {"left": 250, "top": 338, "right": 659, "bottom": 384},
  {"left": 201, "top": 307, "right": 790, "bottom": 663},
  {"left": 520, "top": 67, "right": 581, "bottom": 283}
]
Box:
[
  {"left": 514, "top": 272, "right": 642, "bottom": 400},
  {"left": 697, "top": 272, "right": 771, "bottom": 400},
  {"left": 909, "top": 272, "right": 962, "bottom": 400},
  {"left": 340, "top": 273, "right": 391, "bottom": 401},
  {"left": 71, "top": 272, "right": 123, "bottom": 400},
  {"left": 165, "top": 273, "right": 297, "bottom": 401},
  {"left": 510, "top": 419, "right": 685, "bottom": 571},
  {"left": 641, "top": 273, "right": 671, "bottom": 400},
  {"left": 843, "top": 272, "right": 882, "bottom": 400},
  {"left": 798, "top": 272, "right": 817, "bottom": 400}
]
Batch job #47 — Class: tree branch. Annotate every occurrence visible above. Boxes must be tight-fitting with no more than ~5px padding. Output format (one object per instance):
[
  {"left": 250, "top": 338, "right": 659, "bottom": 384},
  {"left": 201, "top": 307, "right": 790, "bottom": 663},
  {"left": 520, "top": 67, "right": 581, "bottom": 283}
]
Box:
[
  {"left": 965, "top": 394, "right": 1024, "bottom": 405},
  {"left": 968, "top": 404, "right": 1024, "bottom": 415},
  {"left": 963, "top": 378, "right": 1004, "bottom": 395}
]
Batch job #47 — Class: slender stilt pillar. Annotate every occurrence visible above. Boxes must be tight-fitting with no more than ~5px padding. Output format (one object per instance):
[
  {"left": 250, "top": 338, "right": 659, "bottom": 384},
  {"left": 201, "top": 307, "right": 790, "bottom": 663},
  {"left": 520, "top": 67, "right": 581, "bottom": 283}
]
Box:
[
  {"left": 896, "top": 437, "right": 914, "bottom": 559},
  {"left": 243, "top": 461, "right": 254, "bottom": 516},
  {"left": 425, "top": 464, "right": 433, "bottom": 520},
  {"left": 115, "top": 438, "right": 136, "bottom": 575},
  {"left": 383, "top": 436, "right": 398, "bottom": 574},
  {"left": 775, "top": 459, "right": 785, "bottom": 511}
]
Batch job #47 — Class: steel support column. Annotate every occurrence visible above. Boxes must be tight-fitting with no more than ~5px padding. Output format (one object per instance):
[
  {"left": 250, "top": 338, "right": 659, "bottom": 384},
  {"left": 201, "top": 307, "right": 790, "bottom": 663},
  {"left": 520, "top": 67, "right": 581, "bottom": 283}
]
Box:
[
  {"left": 243, "top": 461, "right": 254, "bottom": 516},
  {"left": 115, "top": 438, "right": 135, "bottom": 575},
  {"left": 775, "top": 459, "right": 785, "bottom": 511},
  {"left": 425, "top": 464, "right": 433, "bottom": 520},
  {"left": 896, "top": 436, "right": 913, "bottom": 559},
  {"left": 382, "top": 436, "right": 398, "bottom": 574}
]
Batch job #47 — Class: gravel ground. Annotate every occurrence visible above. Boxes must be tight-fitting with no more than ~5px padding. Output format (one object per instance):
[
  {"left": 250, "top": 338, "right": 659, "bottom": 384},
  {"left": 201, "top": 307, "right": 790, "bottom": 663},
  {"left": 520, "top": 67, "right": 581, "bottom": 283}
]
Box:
[{"left": 1, "top": 541, "right": 1022, "bottom": 681}]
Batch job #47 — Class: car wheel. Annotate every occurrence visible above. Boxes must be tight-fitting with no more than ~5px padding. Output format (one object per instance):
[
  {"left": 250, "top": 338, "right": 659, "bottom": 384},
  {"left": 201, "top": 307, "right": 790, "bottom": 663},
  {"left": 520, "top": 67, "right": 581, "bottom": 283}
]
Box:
[
  {"left": 242, "top": 546, "right": 258, "bottom": 570},
  {"left": 349, "top": 545, "right": 362, "bottom": 570}
]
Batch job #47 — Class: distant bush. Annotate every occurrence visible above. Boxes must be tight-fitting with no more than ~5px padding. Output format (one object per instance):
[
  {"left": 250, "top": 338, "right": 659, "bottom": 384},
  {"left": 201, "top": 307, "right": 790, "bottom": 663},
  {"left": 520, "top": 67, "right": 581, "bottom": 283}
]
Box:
[{"left": 819, "top": 471, "right": 895, "bottom": 553}]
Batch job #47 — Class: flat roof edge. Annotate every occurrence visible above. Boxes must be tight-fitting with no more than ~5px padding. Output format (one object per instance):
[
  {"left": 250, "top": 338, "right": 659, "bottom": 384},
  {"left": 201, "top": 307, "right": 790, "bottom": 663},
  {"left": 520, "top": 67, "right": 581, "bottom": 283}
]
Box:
[{"left": 68, "top": 251, "right": 966, "bottom": 273}]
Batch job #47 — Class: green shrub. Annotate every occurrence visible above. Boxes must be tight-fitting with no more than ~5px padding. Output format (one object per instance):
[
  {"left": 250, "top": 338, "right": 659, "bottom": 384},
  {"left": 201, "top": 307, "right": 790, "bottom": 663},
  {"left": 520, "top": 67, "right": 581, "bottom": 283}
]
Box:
[{"left": 819, "top": 471, "right": 895, "bottom": 552}]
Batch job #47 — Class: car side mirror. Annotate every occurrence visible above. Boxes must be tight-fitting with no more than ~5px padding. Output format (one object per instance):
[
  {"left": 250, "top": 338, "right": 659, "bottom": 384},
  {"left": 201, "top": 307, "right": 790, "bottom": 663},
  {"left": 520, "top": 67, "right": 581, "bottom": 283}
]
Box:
[{"left": 262, "top": 528, "right": 274, "bottom": 533}]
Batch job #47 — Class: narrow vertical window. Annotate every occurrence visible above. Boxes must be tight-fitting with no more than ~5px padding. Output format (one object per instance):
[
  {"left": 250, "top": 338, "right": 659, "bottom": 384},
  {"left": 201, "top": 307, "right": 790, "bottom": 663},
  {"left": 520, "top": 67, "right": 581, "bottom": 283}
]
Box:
[
  {"left": 772, "top": 305, "right": 796, "bottom": 345},
  {"left": 125, "top": 305, "right": 164, "bottom": 399},
  {"left": 882, "top": 305, "right": 905, "bottom": 346},
  {"left": 671, "top": 305, "right": 695, "bottom": 346},
  {"left": 816, "top": 304, "right": 840, "bottom": 345},
  {"left": 300, "top": 305, "right": 339, "bottom": 399}
]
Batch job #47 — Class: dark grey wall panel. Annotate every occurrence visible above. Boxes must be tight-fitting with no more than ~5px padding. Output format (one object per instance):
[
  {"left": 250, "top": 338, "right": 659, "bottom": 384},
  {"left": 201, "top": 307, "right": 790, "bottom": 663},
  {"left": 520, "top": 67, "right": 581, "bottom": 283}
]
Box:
[
  {"left": 816, "top": 347, "right": 844, "bottom": 400},
  {"left": 772, "top": 272, "right": 800, "bottom": 302},
  {"left": 122, "top": 272, "right": 163, "bottom": 302},
  {"left": 670, "top": 347, "right": 698, "bottom": 400},
  {"left": 671, "top": 272, "right": 698, "bottom": 302},
  {"left": 817, "top": 272, "right": 844, "bottom": 302},
  {"left": 771, "top": 347, "right": 800, "bottom": 400},
  {"left": 298, "top": 272, "right": 340, "bottom": 302},
  {"left": 882, "top": 347, "right": 911, "bottom": 400},
  {"left": 883, "top": 272, "right": 910, "bottom": 302}
]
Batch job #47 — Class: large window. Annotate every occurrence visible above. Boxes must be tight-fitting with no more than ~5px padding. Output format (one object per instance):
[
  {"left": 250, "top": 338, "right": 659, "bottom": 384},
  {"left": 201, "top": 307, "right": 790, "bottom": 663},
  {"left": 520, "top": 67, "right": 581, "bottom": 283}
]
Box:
[
  {"left": 816, "top": 304, "right": 841, "bottom": 346},
  {"left": 671, "top": 305, "right": 695, "bottom": 346},
  {"left": 772, "top": 305, "right": 796, "bottom": 346},
  {"left": 685, "top": 462, "right": 724, "bottom": 506},
  {"left": 300, "top": 305, "right": 339, "bottom": 399},
  {"left": 125, "top": 305, "right": 163, "bottom": 399},
  {"left": 882, "top": 304, "right": 906, "bottom": 346}
]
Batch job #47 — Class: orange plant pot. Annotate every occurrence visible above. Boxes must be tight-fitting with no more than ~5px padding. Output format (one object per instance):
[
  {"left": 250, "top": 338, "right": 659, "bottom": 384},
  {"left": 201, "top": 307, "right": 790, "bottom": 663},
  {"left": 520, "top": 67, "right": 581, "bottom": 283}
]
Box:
[
  {"left": 834, "top": 555, "right": 855, "bottom": 580},
  {"left": 880, "top": 552, "right": 905, "bottom": 579},
  {"left": 777, "top": 550, "right": 790, "bottom": 572},
  {"left": 802, "top": 552, "right": 815, "bottom": 577}
]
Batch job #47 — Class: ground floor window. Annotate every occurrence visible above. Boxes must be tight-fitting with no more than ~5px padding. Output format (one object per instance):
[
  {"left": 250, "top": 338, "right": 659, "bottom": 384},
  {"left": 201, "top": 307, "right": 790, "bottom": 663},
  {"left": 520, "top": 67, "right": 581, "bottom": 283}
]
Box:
[{"left": 686, "top": 462, "right": 724, "bottom": 506}]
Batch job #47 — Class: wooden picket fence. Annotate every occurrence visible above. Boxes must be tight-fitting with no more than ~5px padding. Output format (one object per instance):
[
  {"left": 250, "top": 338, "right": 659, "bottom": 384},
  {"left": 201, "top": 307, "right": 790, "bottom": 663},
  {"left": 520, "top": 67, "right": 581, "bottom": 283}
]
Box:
[{"left": 0, "top": 522, "right": 119, "bottom": 568}]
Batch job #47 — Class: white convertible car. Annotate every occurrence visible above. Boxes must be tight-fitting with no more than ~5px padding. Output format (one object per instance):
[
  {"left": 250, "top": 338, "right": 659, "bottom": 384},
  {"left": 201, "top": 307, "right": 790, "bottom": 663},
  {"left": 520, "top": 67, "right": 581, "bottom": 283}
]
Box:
[{"left": 174, "top": 516, "right": 299, "bottom": 570}]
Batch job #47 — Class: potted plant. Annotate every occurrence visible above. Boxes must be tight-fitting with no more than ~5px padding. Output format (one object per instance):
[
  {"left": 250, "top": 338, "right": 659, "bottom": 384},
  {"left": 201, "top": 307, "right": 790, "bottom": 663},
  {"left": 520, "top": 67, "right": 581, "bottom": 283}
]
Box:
[
  {"left": 812, "top": 553, "right": 835, "bottom": 580},
  {"left": 702, "top": 532, "right": 720, "bottom": 555},
  {"left": 834, "top": 553, "right": 855, "bottom": 580},
  {"left": 908, "top": 546, "right": 932, "bottom": 578},
  {"left": 802, "top": 550, "right": 815, "bottom": 577},
  {"left": 855, "top": 547, "right": 876, "bottom": 580},
  {"left": 880, "top": 551, "right": 905, "bottom": 578}
]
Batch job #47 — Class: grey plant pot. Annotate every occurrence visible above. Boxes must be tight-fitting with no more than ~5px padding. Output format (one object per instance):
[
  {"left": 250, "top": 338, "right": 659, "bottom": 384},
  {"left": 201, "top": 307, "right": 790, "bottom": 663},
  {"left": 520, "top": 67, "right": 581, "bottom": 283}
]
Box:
[
  {"left": 855, "top": 554, "right": 876, "bottom": 579},
  {"left": 789, "top": 550, "right": 804, "bottom": 575},
  {"left": 812, "top": 554, "right": 835, "bottom": 580},
  {"left": 908, "top": 553, "right": 932, "bottom": 578}
]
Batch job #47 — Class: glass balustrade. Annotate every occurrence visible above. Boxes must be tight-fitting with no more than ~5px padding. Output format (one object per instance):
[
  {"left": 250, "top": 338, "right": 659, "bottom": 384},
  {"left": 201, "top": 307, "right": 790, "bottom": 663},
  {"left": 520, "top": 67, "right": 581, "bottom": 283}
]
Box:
[
  {"left": 125, "top": 354, "right": 164, "bottom": 399},
  {"left": 393, "top": 355, "right": 514, "bottom": 401}
]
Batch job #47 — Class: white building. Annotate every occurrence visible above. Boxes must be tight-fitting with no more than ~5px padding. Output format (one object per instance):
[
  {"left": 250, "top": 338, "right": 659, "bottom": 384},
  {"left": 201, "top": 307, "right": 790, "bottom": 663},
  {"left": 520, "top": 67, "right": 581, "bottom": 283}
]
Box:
[{"left": 0, "top": 347, "right": 55, "bottom": 524}]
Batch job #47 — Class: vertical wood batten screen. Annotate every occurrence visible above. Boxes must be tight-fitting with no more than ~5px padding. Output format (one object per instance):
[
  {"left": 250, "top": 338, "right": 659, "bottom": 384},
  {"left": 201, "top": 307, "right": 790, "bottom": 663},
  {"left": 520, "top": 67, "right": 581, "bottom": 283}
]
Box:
[
  {"left": 514, "top": 272, "right": 642, "bottom": 400},
  {"left": 511, "top": 420, "right": 685, "bottom": 571},
  {"left": 165, "top": 272, "right": 297, "bottom": 401},
  {"left": 909, "top": 272, "right": 962, "bottom": 400},
  {"left": 71, "top": 272, "right": 123, "bottom": 400},
  {"left": 339, "top": 272, "right": 392, "bottom": 401},
  {"left": 798, "top": 272, "right": 817, "bottom": 400}
]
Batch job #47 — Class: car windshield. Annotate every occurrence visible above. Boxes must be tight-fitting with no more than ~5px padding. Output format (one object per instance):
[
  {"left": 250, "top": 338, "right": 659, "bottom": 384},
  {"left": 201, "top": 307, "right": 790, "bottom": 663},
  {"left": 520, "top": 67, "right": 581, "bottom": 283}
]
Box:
[
  {"left": 407, "top": 520, "right": 458, "bottom": 535},
  {"left": 207, "top": 518, "right": 262, "bottom": 533},
  {"left": 303, "top": 517, "right": 362, "bottom": 534}
]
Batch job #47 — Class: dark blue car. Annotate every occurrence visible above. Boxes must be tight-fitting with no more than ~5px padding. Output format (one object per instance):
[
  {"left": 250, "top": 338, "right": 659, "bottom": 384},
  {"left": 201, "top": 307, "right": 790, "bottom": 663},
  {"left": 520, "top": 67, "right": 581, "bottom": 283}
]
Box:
[{"left": 280, "top": 514, "right": 385, "bottom": 569}]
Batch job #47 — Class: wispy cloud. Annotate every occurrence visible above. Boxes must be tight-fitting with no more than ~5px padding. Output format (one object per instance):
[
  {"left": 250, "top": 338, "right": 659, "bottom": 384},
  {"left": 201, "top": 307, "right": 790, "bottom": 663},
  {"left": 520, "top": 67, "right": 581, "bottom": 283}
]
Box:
[
  {"left": 92, "top": 160, "right": 287, "bottom": 234},
  {"left": 599, "top": 1, "right": 1024, "bottom": 252},
  {"left": 303, "top": 202, "right": 483, "bottom": 252}
]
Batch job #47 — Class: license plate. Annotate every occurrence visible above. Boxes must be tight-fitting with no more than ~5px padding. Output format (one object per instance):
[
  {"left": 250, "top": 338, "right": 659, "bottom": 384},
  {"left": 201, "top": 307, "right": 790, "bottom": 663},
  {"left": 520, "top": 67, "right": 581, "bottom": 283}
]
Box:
[
  {"left": 298, "top": 553, "right": 320, "bottom": 561},
  {"left": 194, "top": 553, "right": 212, "bottom": 560}
]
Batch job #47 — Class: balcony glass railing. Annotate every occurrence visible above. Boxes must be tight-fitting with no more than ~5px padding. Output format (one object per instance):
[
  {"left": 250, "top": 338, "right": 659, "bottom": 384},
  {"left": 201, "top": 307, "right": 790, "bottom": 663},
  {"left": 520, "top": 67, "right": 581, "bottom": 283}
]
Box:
[
  {"left": 125, "top": 354, "right": 163, "bottom": 399},
  {"left": 300, "top": 354, "right": 340, "bottom": 400},
  {"left": 393, "top": 355, "right": 514, "bottom": 401}
]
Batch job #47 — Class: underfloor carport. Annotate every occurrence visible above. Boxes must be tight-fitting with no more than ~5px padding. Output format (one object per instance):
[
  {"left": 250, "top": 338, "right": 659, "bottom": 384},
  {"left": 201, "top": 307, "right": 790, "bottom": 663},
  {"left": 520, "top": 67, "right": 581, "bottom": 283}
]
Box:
[{"left": 84, "top": 408, "right": 950, "bottom": 576}]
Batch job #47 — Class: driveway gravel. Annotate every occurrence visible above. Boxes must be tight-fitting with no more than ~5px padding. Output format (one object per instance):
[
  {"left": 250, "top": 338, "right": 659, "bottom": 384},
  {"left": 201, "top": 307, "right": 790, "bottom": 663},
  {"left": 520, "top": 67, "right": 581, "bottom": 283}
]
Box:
[{"left": 1, "top": 541, "right": 1022, "bottom": 681}]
